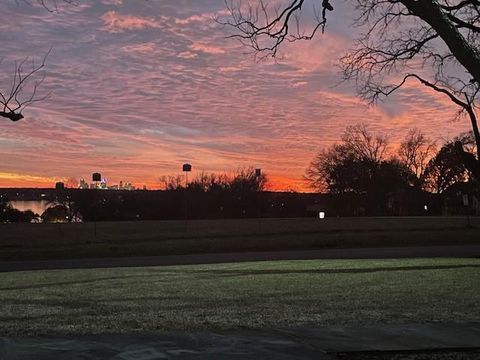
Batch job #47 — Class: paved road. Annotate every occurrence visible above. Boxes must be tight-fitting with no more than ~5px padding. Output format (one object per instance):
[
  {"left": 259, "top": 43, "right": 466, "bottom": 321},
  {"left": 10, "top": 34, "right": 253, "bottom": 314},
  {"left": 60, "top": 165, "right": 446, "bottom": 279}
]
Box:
[
  {"left": 1, "top": 245, "right": 479, "bottom": 272},
  {"left": 1, "top": 323, "right": 480, "bottom": 359}
]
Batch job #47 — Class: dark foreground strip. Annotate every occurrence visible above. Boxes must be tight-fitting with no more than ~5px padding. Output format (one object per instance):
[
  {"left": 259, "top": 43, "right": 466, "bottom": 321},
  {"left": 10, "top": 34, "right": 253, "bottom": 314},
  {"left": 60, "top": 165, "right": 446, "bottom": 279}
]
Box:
[
  {"left": 1, "top": 323, "right": 480, "bottom": 360},
  {"left": 335, "top": 348, "right": 480, "bottom": 359},
  {"left": 0, "top": 245, "right": 480, "bottom": 272}
]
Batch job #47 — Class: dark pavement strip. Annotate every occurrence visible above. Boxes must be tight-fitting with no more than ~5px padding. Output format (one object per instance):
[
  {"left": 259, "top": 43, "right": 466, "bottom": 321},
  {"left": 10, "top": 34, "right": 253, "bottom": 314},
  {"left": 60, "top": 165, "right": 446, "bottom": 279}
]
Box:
[
  {"left": 1, "top": 245, "right": 480, "bottom": 272},
  {"left": 1, "top": 323, "right": 480, "bottom": 359}
]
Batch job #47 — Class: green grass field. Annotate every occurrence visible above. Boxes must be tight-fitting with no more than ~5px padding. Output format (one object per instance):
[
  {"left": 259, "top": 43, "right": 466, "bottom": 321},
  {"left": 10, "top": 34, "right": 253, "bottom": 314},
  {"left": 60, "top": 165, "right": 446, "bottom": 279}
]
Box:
[
  {"left": 1, "top": 258, "right": 479, "bottom": 336},
  {"left": 1, "top": 217, "right": 479, "bottom": 260}
]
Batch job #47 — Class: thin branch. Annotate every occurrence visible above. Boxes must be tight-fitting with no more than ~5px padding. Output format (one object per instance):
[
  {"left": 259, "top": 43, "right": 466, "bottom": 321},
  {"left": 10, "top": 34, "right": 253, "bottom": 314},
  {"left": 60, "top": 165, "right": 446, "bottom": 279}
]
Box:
[{"left": 0, "top": 49, "right": 52, "bottom": 121}]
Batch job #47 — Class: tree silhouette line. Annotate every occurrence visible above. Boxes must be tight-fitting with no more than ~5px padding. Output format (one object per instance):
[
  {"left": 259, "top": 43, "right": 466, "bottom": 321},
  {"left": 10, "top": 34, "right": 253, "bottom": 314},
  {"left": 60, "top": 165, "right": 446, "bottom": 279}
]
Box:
[
  {"left": 306, "top": 124, "right": 478, "bottom": 193},
  {"left": 1, "top": 168, "right": 271, "bottom": 223},
  {"left": 1, "top": 130, "right": 478, "bottom": 223},
  {"left": 305, "top": 124, "right": 478, "bottom": 216}
]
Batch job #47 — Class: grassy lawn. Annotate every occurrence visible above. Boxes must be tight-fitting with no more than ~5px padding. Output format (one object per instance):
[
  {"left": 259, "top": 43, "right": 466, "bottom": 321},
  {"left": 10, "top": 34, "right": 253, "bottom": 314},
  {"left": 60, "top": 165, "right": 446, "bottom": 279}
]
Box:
[
  {"left": 0, "top": 258, "right": 479, "bottom": 336},
  {"left": 1, "top": 217, "right": 479, "bottom": 260}
]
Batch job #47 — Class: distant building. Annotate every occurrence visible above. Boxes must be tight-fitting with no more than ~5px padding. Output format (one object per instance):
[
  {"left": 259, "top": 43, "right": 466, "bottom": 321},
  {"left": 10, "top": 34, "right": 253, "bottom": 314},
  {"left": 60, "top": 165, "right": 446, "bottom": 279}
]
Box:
[
  {"left": 79, "top": 179, "right": 89, "bottom": 189},
  {"left": 55, "top": 182, "right": 65, "bottom": 190},
  {"left": 75, "top": 175, "right": 137, "bottom": 191}
]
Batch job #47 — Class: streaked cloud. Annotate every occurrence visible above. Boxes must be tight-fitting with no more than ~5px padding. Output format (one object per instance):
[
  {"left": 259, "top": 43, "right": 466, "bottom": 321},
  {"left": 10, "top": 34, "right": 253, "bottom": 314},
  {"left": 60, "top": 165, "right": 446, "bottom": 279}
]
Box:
[
  {"left": 0, "top": 0, "right": 471, "bottom": 191},
  {"left": 100, "top": 11, "right": 164, "bottom": 33},
  {"left": 122, "top": 42, "right": 156, "bottom": 54},
  {"left": 189, "top": 42, "right": 225, "bottom": 54},
  {"left": 0, "top": 172, "right": 68, "bottom": 188},
  {"left": 101, "top": 0, "right": 123, "bottom": 5}
]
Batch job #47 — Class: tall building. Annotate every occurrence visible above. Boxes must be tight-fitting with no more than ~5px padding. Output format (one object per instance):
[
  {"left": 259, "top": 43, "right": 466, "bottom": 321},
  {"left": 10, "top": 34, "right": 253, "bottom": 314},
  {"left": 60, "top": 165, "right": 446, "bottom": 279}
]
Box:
[
  {"left": 79, "top": 179, "right": 89, "bottom": 189},
  {"left": 77, "top": 174, "right": 137, "bottom": 191}
]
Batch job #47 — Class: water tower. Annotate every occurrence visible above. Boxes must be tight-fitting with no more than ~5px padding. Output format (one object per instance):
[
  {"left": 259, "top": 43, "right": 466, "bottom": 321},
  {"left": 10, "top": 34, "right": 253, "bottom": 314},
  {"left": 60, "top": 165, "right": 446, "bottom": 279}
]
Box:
[
  {"left": 92, "top": 172, "right": 101, "bottom": 189},
  {"left": 182, "top": 164, "right": 192, "bottom": 187}
]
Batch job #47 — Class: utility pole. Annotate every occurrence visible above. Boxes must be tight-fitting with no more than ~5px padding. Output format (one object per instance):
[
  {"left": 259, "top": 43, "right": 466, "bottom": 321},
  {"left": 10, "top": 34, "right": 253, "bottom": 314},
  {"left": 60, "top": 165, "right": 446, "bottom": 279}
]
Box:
[{"left": 255, "top": 168, "right": 262, "bottom": 233}]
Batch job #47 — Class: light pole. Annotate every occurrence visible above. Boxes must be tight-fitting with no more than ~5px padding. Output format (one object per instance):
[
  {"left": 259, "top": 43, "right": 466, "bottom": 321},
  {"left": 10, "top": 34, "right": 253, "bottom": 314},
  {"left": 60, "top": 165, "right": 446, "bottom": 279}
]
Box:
[
  {"left": 183, "top": 163, "right": 192, "bottom": 232},
  {"left": 255, "top": 168, "right": 262, "bottom": 233},
  {"left": 92, "top": 172, "right": 101, "bottom": 238}
]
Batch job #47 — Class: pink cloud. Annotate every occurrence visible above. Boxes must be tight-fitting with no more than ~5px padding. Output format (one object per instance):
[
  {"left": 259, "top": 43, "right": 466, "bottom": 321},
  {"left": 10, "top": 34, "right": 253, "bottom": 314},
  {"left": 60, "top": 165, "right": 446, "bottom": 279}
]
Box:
[
  {"left": 100, "top": 11, "right": 163, "bottom": 33},
  {"left": 189, "top": 42, "right": 226, "bottom": 55},
  {"left": 175, "top": 14, "right": 211, "bottom": 25},
  {"left": 101, "top": 0, "right": 123, "bottom": 5},
  {"left": 122, "top": 42, "right": 156, "bottom": 54}
]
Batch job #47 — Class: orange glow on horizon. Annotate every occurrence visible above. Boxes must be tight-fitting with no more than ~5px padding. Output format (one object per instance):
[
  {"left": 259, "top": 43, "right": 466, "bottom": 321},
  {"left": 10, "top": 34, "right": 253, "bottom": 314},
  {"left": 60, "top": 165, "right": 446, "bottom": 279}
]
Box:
[{"left": 0, "top": 172, "right": 313, "bottom": 193}]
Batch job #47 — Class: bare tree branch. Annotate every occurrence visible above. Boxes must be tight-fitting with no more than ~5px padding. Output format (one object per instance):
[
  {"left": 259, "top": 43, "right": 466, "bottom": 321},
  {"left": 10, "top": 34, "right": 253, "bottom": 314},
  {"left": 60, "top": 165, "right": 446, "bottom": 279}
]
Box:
[
  {"left": 0, "top": 50, "right": 52, "bottom": 122},
  {"left": 222, "top": 0, "right": 480, "bottom": 172},
  {"left": 217, "top": 0, "right": 333, "bottom": 59}
]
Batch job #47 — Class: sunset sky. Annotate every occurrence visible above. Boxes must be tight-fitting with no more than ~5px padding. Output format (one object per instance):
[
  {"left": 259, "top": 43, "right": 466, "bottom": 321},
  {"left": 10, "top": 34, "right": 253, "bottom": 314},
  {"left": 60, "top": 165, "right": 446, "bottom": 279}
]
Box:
[{"left": 0, "top": 0, "right": 470, "bottom": 191}]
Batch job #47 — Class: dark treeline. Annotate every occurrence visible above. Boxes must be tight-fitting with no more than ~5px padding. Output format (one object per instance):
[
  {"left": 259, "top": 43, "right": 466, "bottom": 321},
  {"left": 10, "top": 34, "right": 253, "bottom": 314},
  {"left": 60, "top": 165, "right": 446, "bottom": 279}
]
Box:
[
  {"left": 0, "top": 187, "right": 444, "bottom": 223},
  {"left": 1, "top": 189, "right": 313, "bottom": 223},
  {"left": 1, "top": 127, "right": 479, "bottom": 223},
  {"left": 1, "top": 168, "right": 289, "bottom": 222},
  {"left": 305, "top": 124, "right": 479, "bottom": 216}
]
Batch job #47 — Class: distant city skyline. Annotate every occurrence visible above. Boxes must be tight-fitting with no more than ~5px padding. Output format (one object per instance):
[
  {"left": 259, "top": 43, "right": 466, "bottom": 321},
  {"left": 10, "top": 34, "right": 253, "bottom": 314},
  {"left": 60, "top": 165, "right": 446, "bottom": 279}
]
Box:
[{"left": 0, "top": 0, "right": 471, "bottom": 191}]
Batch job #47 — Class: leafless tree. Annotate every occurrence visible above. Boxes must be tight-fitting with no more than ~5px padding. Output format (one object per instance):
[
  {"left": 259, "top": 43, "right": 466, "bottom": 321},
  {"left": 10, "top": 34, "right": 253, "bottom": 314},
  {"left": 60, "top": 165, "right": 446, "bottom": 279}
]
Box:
[
  {"left": 0, "top": 52, "right": 51, "bottom": 121},
  {"left": 221, "top": 0, "right": 480, "bottom": 170},
  {"left": 398, "top": 129, "right": 437, "bottom": 180},
  {"left": 159, "top": 175, "right": 185, "bottom": 190},
  {"left": 305, "top": 124, "right": 390, "bottom": 192},
  {"left": 341, "top": 123, "right": 389, "bottom": 163}
]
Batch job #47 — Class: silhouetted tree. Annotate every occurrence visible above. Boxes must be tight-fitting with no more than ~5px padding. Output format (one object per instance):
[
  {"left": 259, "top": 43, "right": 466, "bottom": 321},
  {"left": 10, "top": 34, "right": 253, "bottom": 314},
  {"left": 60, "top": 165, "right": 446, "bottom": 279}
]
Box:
[
  {"left": 41, "top": 205, "right": 69, "bottom": 223},
  {"left": 0, "top": 197, "right": 40, "bottom": 223},
  {"left": 4, "top": 208, "right": 39, "bottom": 223},
  {"left": 399, "top": 129, "right": 437, "bottom": 186},
  {"left": 305, "top": 124, "right": 389, "bottom": 193},
  {"left": 229, "top": 167, "right": 267, "bottom": 192},
  {"left": 453, "top": 132, "right": 480, "bottom": 182},
  {"left": 47, "top": 193, "right": 82, "bottom": 222},
  {"left": 0, "top": 196, "right": 9, "bottom": 215},
  {"left": 222, "top": 0, "right": 480, "bottom": 171},
  {"left": 422, "top": 136, "right": 474, "bottom": 193},
  {"left": 159, "top": 175, "right": 185, "bottom": 191},
  {"left": 306, "top": 125, "right": 416, "bottom": 214},
  {"left": 157, "top": 168, "right": 268, "bottom": 218}
]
